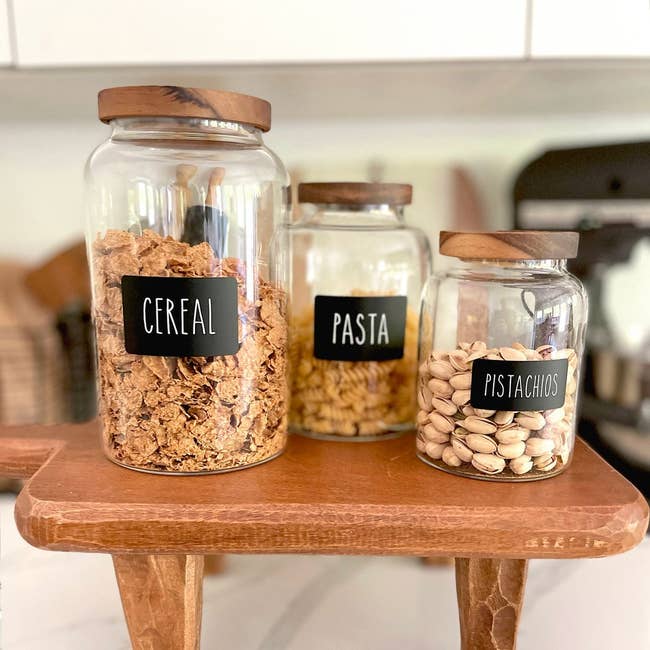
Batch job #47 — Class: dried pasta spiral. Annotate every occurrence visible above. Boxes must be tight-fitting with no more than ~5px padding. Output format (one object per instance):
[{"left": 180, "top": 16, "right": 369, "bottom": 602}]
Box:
[{"left": 289, "top": 296, "right": 418, "bottom": 437}]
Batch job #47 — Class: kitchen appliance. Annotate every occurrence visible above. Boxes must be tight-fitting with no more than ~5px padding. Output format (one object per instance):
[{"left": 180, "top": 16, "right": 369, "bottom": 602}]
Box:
[{"left": 513, "top": 141, "right": 650, "bottom": 496}]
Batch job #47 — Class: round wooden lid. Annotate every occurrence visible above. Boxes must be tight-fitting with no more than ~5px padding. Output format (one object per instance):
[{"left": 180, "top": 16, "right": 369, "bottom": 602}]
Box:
[
  {"left": 298, "top": 182, "right": 412, "bottom": 206},
  {"left": 97, "top": 86, "right": 272, "bottom": 131},
  {"left": 439, "top": 231, "right": 580, "bottom": 260}
]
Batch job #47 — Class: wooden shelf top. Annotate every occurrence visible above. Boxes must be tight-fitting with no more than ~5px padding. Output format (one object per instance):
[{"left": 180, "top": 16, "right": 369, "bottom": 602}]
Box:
[{"left": 1, "top": 422, "right": 647, "bottom": 558}]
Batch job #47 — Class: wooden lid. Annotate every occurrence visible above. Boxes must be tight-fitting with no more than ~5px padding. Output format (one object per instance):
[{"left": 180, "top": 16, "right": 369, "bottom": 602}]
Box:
[
  {"left": 439, "top": 231, "right": 580, "bottom": 260},
  {"left": 298, "top": 182, "right": 412, "bottom": 206},
  {"left": 97, "top": 86, "right": 271, "bottom": 131}
]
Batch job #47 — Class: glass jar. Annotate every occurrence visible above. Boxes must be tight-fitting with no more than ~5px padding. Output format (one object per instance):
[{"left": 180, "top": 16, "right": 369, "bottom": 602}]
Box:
[
  {"left": 286, "top": 182, "right": 432, "bottom": 440},
  {"left": 85, "top": 86, "right": 290, "bottom": 474},
  {"left": 417, "top": 231, "right": 588, "bottom": 481}
]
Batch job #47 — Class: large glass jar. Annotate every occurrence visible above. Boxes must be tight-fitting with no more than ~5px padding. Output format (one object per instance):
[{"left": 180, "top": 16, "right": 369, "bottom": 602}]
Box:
[
  {"left": 286, "top": 182, "right": 432, "bottom": 440},
  {"left": 85, "top": 86, "right": 290, "bottom": 474},
  {"left": 417, "top": 231, "right": 588, "bottom": 481}
]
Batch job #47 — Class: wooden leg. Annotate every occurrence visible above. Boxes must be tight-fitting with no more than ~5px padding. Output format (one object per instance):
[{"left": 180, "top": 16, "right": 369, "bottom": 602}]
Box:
[
  {"left": 455, "top": 558, "right": 527, "bottom": 650},
  {"left": 113, "top": 554, "right": 204, "bottom": 650}
]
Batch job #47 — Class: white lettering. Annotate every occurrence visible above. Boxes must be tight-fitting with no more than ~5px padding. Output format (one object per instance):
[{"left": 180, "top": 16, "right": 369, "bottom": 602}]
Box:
[{"left": 143, "top": 297, "right": 153, "bottom": 333}]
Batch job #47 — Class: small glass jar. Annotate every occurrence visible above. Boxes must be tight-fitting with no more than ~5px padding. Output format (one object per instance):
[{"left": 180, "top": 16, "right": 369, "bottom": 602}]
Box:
[
  {"left": 417, "top": 231, "right": 588, "bottom": 480},
  {"left": 85, "top": 86, "right": 290, "bottom": 474},
  {"left": 286, "top": 182, "right": 432, "bottom": 440}
]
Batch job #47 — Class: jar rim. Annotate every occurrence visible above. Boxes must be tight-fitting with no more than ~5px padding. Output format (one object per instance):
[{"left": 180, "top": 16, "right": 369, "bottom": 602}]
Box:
[
  {"left": 439, "top": 230, "right": 579, "bottom": 260},
  {"left": 97, "top": 86, "right": 271, "bottom": 132}
]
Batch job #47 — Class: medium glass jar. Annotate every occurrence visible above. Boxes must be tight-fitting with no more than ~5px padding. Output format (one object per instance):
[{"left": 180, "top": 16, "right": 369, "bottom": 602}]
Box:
[
  {"left": 286, "top": 182, "right": 432, "bottom": 440},
  {"left": 417, "top": 231, "right": 588, "bottom": 480},
  {"left": 85, "top": 85, "right": 290, "bottom": 474}
]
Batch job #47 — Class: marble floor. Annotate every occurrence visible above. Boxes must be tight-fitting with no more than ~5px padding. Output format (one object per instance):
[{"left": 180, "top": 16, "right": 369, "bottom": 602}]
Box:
[{"left": 1, "top": 494, "right": 649, "bottom": 649}]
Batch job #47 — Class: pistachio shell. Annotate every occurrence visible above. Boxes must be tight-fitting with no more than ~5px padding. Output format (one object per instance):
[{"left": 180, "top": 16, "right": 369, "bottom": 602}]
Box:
[
  {"left": 499, "top": 346, "right": 527, "bottom": 361},
  {"left": 416, "top": 437, "right": 427, "bottom": 453},
  {"left": 515, "top": 412, "right": 546, "bottom": 430},
  {"left": 512, "top": 342, "right": 527, "bottom": 351},
  {"left": 470, "top": 340, "right": 487, "bottom": 353},
  {"left": 494, "top": 410, "right": 515, "bottom": 425},
  {"left": 449, "top": 350, "right": 469, "bottom": 371},
  {"left": 495, "top": 427, "right": 529, "bottom": 444},
  {"left": 431, "top": 397, "right": 458, "bottom": 417},
  {"left": 449, "top": 372, "right": 472, "bottom": 390},
  {"left": 465, "top": 434, "right": 498, "bottom": 453},
  {"left": 533, "top": 453, "right": 557, "bottom": 471},
  {"left": 463, "top": 416, "right": 497, "bottom": 435},
  {"left": 536, "top": 344, "right": 555, "bottom": 358},
  {"left": 509, "top": 454, "right": 533, "bottom": 475},
  {"left": 497, "top": 440, "right": 526, "bottom": 459},
  {"left": 471, "top": 453, "right": 506, "bottom": 474},
  {"left": 417, "top": 384, "right": 433, "bottom": 411},
  {"left": 430, "top": 350, "right": 449, "bottom": 361},
  {"left": 466, "top": 349, "right": 488, "bottom": 362},
  {"left": 428, "top": 378, "right": 453, "bottom": 398},
  {"left": 428, "top": 412, "right": 455, "bottom": 433},
  {"left": 452, "top": 426, "right": 470, "bottom": 439},
  {"left": 424, "top": 441, "right": 448, "bottom": 460},
  {"left": 458, "top": 341, "right": 471, "bottom": 352},
  {"left": 428, "top": 360, "right": 455, "bottom": 380},
  {"left": 461, "top": 405, "right": 476, "bottom": 417},
  {"left": 544, "top": 408, "right": 565, "bottom": 425},
  {"left": 451, "top": 389, "right": 471, "bottom": 406},
  {"left": 416, "top": 410, "right": 430, "bottom": 425},
  {"left": 451, "top": 437, "right": 474, "bottom": 462},
  {"left": 422, "top": 424, "right": 450, "bottom": 444},
  {"left": 525, "top": 437, "right": 555, "bottom": 457},
  {"left": 473, "top": 408, "right": 496, "bottom": 418},
  {"left": 442, "top": 446, "right": 463, "bottom": 467}
]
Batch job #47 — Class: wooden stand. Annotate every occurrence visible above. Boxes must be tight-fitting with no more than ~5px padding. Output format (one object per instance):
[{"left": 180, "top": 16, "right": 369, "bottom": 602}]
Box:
[{"left": 0, "top": 422, "right": 647, "bottom": 650}]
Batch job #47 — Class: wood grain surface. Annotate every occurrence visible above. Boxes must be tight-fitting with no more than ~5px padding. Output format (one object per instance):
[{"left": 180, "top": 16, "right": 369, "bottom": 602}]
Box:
[
  {"left": 298, "top": 182, "right": 412, "bottom": 206},
  {"left": 439, "top": 230, "right": 579, "bottom": 260},
  {"left": 98, "top": 86, "right": 271, "bottom": 131},
  {"left": 2, "top": 422, "right": 646, "bottom": 558},
  {"left": 455, "top": 558, "right": 528, "bottom": 650},
  {"left": 113, "top": 554, "right": 203, "bottom": 650}
]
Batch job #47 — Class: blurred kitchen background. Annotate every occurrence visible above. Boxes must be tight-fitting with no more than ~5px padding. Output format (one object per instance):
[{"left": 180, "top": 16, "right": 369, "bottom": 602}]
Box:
[{"left": 1, "top": 1, "right": 650, "bottom": 648}]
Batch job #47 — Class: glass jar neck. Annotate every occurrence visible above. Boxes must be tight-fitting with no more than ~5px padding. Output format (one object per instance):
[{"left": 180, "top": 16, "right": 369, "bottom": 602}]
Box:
[
  {"left": 109, "top": 117, "right": 263, "bottom": 146},
  {"left": 300, "top": 204, "right": 406, "bottom": 227},
  {"left": 450, "top": 258, "right": 567, "bottom": 273}
]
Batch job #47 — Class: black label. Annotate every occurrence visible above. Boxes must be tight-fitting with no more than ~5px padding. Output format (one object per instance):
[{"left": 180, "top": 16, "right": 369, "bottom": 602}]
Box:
[
  {"left": 313, "top": 295, "right": 407, "bottom": 361},
  {"left": 121, "top": 276, "right": 239, "bottom": 357},
  {"left": 470, "top": 358, "right": 569, "bottom": 411}
]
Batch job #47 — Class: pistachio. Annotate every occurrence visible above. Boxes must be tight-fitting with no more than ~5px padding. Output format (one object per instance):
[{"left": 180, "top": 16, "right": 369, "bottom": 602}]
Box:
[
  {"left": 442, "top": 445, "right": 463, "bottom": 467},
  {"left": 470, "top": 340, "right": 487, "bottom": 353},
  {"left": 416, "top": 437, "right": 427, "bottom": 453},
  {"left": 463, "top": 416, "right": 497, "bottom": 435},
  {"left": 509, "top": 454, "right": 533, "bottom": 475},
  {"left": 473, "top": 408, "right": 496, "bottom": 418},
  {"left": 428, "top": 378, "right": 453, "bottom": 398},
  {"left": 430, "top": 350, "right": 449, "bottom": 361},
  {"left": 512, "top": 342, "right": 527, "bottom": 351},
  {"left": 471, "top": 453, "right": 506, "bottom": 474},
  {"left": 544, "top": 407, "right": 565, "bottom": 425},
  {"left": 466, "top": 349, "right": 488, "bottom": 362},
  {"left": 461, "top": 405, "right": 476, "bottom": 417},
  {"left": 494, "top": 410, "right": 515, "bottom": 425},
  {"left": 458, "top": 341, "right": 471, "bottom": 352},
  {"left": 451, "top": 389, "right": 471, "bottom": 406},
  {"left": 495, "top": 427, "right": 529, "bottom": 443},
  {"left": 416, "top": 410, "right": 430, "bottom": 426},
  {"left": 428, "top": 360, "right": 455, "bottom": 380},
  {"left": 525, "top": 437, "right": 555, "bottom": 457},
  {"left": 499, "top": 346, "right": 527, "bottom": 361},
  {"left": 417, "top": 384, "right": 433, "bottom": 411},
  {"left": 424, "top": 441, "right": 448, "bottom": 460},
  {"left": 449, "top": 372, "right": 472, "bottom": 390},
  {"left": 448, "top": 349, "right": 469, "bottom": 371},
  {"left": 429, "top": 412, "right": 455, "bottom": 433},
  {"left": 422, "top": 424, "right": 450, "bottom": 444},
  {"left": 452, "top": 426, "right": 469, "bottom": 439},
  {"left": 533, "top": 453, "right": 557, "bottom": 472},
  {"left": 465, "top": 434, "right": 498, "bottom": 453},
  {"left": 431, "top": 397, "right": 458, "bottom": 416},
  {"left": 451, "top": 437, "right": 474, "bottom": 462},
  {"left": 536, "top": 344, "right": 555, "bottom": 359},
  {"left": 497, "top": 440, "right": 526, "bottom": 459},
  {"left": 515, "top": 412, "right": 546, "bottom": 430}
]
